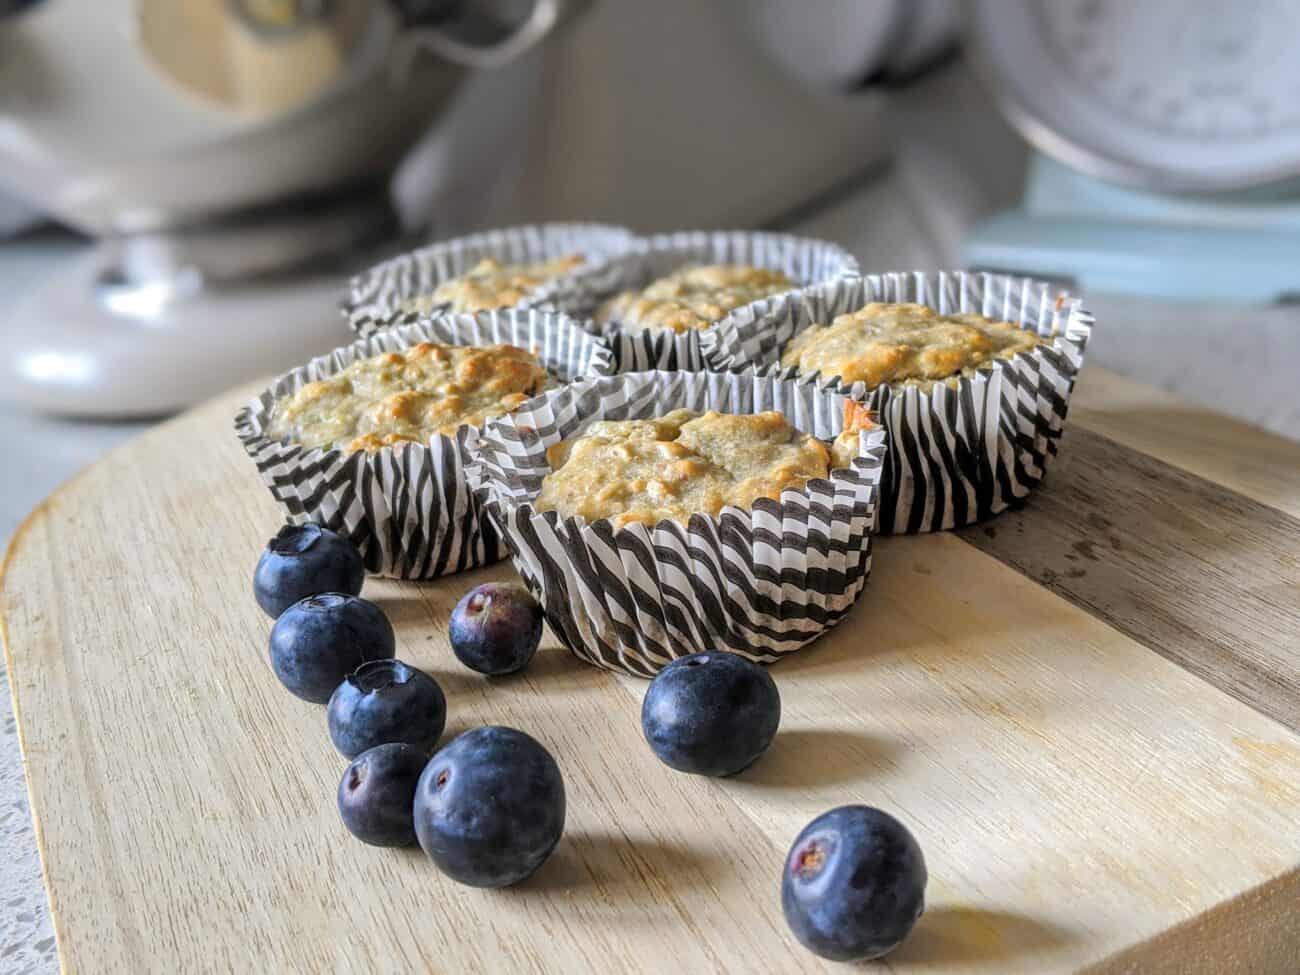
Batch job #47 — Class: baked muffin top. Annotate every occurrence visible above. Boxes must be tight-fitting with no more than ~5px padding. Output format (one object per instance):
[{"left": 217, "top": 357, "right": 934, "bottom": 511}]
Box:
[
  {"left": 401, "top": 255, "right": 585, "bottom": 315},
  {"left": 267, "top": 342, "right": 548, "bottom": 453},
  {"left": 598, "top": 264, "right": 795, "bottom": 334},
  {"left": 780, "top": 302, "right": 1042, "bottom": 390},
  {"left": 534, "top": 402, "right": 872, "bottom": 528}
]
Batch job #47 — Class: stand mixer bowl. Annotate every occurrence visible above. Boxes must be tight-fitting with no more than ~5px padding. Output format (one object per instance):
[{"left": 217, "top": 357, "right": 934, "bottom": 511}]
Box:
[
  {"left": 0, "top": 0, "right": 575, "bottom": 417},
  {"left": 0, "top": 0, "right": 567, "bottom": 236}
]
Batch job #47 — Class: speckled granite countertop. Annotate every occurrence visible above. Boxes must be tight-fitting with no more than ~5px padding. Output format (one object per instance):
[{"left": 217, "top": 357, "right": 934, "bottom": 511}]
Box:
[{"left": 1, "top": 678, "right": 58, "bottom": 975}]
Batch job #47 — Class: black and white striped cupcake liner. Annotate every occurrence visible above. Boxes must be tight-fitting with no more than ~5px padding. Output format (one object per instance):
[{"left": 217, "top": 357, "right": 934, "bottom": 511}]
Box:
[
  {"left": 596, "top": 230, "right": 861, "bottom": 372},
  {"left": 464, "top": 369, "right": 888, "bottom": 677},
  {"left": 342, "top": 222, "right": 639, "bottom": 339},
  {"left": 234, "top": 309, "right": 616, "bottom": 579},
  {"left": 703, "top": 270, "right": 1093, "bottom": 534}
]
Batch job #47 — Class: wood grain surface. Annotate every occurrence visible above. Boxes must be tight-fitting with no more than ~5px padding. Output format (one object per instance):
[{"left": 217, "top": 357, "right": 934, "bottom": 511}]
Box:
[
  {"left": 1069, "top": 367, "right": 1300, "bottom": 518},
  {"left": 957, "top": 426, "right": 1300, "bottom": 734},
  {"left": 4, "top": 369, "right": 1300, "bottom": 974}
]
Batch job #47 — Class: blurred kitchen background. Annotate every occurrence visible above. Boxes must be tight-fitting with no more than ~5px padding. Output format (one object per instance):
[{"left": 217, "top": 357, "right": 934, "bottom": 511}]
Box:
[{"left": 3, "top": 0, "right": 1300, "bottom": 534}]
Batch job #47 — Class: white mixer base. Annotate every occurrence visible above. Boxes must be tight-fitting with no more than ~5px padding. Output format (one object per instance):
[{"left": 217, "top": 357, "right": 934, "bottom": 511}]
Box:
[{"left": 1, "top": 242, "right": 357, "bottom": 418}]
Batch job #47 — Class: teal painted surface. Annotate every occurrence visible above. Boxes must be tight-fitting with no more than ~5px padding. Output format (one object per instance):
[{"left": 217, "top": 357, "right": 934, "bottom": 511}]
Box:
[{"left": 967, "top": 156, "right": 1300, "bottom": 302}]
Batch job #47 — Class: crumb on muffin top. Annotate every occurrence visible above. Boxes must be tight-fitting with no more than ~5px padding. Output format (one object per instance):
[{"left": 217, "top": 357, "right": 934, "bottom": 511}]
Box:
[
  {"left": 534, "top": 401, "right": 872, "bottom": 528},
  {"left": 598, "top": 264, "right": 796, "bottom": 335},
  {"left": 401, "top": 254, "right": 585, "bottom": 315},
  {"left": 780, "top": 302, "right": 1042, "bottom": 390},
  {"left": 268, "top": 342, "right": 548, "bottom": 453}
]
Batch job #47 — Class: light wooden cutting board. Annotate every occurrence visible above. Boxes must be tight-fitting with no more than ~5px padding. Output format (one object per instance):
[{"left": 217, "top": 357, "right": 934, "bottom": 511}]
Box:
[{"left": 4, "top": 367, "right": 1299, "bottom": 973}]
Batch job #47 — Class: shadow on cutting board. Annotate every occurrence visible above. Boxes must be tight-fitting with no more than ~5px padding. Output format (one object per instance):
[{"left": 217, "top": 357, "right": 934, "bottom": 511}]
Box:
[
  {"left": 522, "top": 829, "right": 730, "bottom": 900},
  {"left": 734, "top": 728, "right": 901, "bottom": 790},
  {"left": 890, "top": 906, "right": 1079, "bottom": 966}
]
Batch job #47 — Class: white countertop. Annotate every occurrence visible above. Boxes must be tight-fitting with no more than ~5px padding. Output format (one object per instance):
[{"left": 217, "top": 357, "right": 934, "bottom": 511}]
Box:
[{"left": 2, "top": 61, "right": 1297, "bottom": 975}]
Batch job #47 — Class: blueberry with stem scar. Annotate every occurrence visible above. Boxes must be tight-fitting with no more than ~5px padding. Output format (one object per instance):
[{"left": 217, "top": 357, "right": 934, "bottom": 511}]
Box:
[
  {"left": 782, "top": 805, "right": 927, "bottom": 961},
  {"left": 254, "top": 523, "right": 363, "bottom": 619},
  {"left": 413, "top": 726, "right": 565, "bottom": 887},
  {"left": 338, "top": 742, "right": 427, "bottom": 847},
  {"left": 268, "top": 593, "right": 394, "bottom": 704},
  {"left": 328, "top": 659, "right": 446, "bottom": 758},
  {"left": 449, "top": 583, "right": 543, "bottom": 676}
]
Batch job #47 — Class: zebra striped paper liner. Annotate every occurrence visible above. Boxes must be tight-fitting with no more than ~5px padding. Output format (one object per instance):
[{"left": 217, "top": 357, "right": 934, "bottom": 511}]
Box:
[
  {"left": 234, "top": 309, "right": 615, "bottom": 579},
  {"left": 343, "top": 222, "right": 638, "bottom": 339},
  {"left": 596, "top": 230, "right": 860, "bottom": 372},
  {"left": 702, "top": 270, "right": 1093, "bottom": 534},
  {"left": 464, "top": 369, "right": 888, "bottom": 677}
]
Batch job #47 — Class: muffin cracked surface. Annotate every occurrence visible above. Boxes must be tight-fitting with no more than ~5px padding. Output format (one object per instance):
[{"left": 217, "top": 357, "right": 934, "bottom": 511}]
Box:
[
  {"left": 268, "top": 342, "right": 548, "bottom": 452},
  {"left": 534, "top": 403, "right": 871, "bottom": 528},
  {"left": 401, "top": 255, "right": 584, "bottom": 314},
  {"left": 598, "top": 264, "right": 796, "bottom": 335},
  {"left": 780, "top": 302, "right": 1042, "bottom": 390}
]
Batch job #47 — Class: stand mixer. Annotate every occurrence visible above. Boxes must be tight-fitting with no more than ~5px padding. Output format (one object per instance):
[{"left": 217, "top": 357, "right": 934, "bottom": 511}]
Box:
[{"left": 0, "top": 0, "right": 577, "bottom": 416}]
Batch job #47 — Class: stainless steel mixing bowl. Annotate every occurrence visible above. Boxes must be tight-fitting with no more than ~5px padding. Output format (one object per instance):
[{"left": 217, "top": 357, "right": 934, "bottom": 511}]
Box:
[{"left": 0, "top": 0, "right": 572, "bottom": 235}]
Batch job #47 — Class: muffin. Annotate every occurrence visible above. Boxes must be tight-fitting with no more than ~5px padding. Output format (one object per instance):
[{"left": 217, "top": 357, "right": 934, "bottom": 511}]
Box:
[
  {"left": 236, "top": 309, "right": 615, "bottom": 579},
  {"left": 344, "top": 223, "right": 638, "bottom": 339},
  {"left": 779, "top": 302, "right": 1042, "bottom": 390},
  {"left": 266, "top": 342, "right": 549, "bottom": 453},
  {"left": 598, "top": 264, "right": 796, "bottom": 335},
  {"left": 466, "top": 369, "right": 888, "bottom": 676},
  {"left": 702, "top": 271, "right": 1093, "bottom": 534},
  {"left": 535, "top": 405, "right": 870, "bottom": 528},
  {"left": 598, "top": 230, "right": 859, "bottom": 371},
  {"left": 401, "top": 255, "right": 585, "bottom": 315}
]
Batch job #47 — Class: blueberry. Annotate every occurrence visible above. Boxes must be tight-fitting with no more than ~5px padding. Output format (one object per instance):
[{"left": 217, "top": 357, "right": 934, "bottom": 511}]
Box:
[
  {"left": 640, "top": 652, "right": 780, "bottom": 776},
  {"left": 337, "top": 742, "right": 428, "bottom": 847},
  {"left": 254, "top": 523, "right": 364, "bottom": 619},
  {"left": 327, "top": 659, "right": 446, "bottom": 758},
  {"left": 268, "top": 593, "right": 395, "bottom": 703},
  {"left": 413, "top": 726, "right": 565, "bottom": 887},
  {"left": 781, "top": 806, "right": 927, "bottom": 962},
  {"left": 448, "top": 583, "right": 543, "bottom": 676}
]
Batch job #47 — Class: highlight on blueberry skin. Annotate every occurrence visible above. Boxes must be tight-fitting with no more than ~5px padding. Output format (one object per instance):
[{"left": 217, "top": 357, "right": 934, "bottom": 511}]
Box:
[
  {"left": 448, "top": 582, "right": 543, "bottom": 676},
  {"left": 640, "top": 651, "right": 781, "bottom": 777},
  {"left": 781, "top": 805, "right": 927, "bottom": 962},
  {"left": 413, "top": 726, "right": 565, "bottom": 888},
  {"left": 337, "top": 742, "right": 428, "bottom": 847},
  {"left": 253, "top": 523, "right": 364, "bottom": 619},
  {"left": 328, "top": 659, "right": 447, "bottom": 758},
  {"left": 268, "top": 593, "right": 395, "bottom": 703}
]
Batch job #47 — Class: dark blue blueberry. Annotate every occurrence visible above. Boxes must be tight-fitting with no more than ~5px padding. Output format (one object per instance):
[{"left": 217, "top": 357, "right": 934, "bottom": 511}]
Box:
[
  {"left": 327, "top": 659, "right": 446, "bottom": 758},
  {"left": 640, "top": 651, "right": 780, "bottom": 777},
  {"left": 254, "top": 523, "right": 364, "bottom": 619},
  {"left": 268, "top": 593, "right": 395, "bottom": 704},
  {"left": 413, "top": 726, "right": 565, "bottom": 887},
  {"left": 781, "top": 806, "right": 927, "bottom": 962},
  {"left": 337, "top": 742, "right": 428, "bottom": 847},
  {"left": 448, "top": 583, "right": 543, "bottom": 676}
]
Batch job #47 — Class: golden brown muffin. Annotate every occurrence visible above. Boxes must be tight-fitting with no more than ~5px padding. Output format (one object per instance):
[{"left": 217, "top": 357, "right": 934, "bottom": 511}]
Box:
[
  {"left": 534, "top": 402, "right": 872, "bottom": 528},
  {"left": 400, "top": 255, "right": 585, "bottom": 314},
  {"left": 267, "top": 342, "right": 548, "bottom": 452},
  {"left": 780, "top": 302, "right": 1042, "bottom": 391},
  {"left": 598, "top": 264, "right": 795, "bottom": 334}
]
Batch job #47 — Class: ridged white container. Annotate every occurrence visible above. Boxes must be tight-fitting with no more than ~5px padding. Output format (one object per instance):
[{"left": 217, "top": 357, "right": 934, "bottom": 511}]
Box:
[
  {"left": 466, "top": 369, "right": 887, "bottom": 677},
  {"left": 704, "top": 270, "right": 1093, "bottom": 533},
  {"left": 597, "top": 230, "right": 860, "bottom": 372},
  {"left": 236, "top": 309, "right": 615, "bottom": 578}
]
